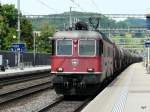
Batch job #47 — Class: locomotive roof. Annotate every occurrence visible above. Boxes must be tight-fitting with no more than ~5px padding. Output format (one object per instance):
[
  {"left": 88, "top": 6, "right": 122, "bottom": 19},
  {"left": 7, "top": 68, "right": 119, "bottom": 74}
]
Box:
[
  {"left": 51, "top": 30, "right": 113, "bottom": 44},
  {"left": 53, "top": 31, "right": 101, "bottom": 39}
]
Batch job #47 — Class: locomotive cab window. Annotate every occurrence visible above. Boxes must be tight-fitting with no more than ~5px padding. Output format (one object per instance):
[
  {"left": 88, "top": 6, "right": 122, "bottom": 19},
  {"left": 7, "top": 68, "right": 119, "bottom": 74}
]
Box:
[
  {"left": 56, "top": 40, "right": 72, "bottom": 56},
  {"left": 79, "top": 40, "right": 96, "bottom": 56}
]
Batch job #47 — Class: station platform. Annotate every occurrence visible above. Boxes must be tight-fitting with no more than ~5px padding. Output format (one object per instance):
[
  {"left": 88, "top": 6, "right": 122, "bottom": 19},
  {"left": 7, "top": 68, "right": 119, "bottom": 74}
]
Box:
[
  {"left": 0, "top": 66, "right": 51, "bottom": 78},
  {"left": 82, "top": 63, "right": 150, "bottom": 112}
]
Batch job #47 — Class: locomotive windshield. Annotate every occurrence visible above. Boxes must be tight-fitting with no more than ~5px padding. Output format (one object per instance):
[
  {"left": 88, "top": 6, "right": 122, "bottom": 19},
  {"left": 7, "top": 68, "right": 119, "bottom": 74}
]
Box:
[
  {"left": 56, "top": 40, "right": 72, "bottom": 55},
  {"left": 79, "top": 40, "right": 96, "bottom": 56}
]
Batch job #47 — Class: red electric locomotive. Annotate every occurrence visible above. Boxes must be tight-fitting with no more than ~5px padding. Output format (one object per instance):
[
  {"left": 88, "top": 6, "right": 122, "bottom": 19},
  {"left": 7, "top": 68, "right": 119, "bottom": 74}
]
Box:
[
  {"left": 50, "top": 26, "right": 114, "bottom": 96},
  {"left": 50, "top": 20, "right": 142, "bottom": 96}
]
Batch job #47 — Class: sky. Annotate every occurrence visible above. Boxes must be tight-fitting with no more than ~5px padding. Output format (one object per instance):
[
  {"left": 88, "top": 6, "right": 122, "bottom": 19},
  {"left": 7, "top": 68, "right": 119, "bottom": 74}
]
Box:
[{"left": 1, "top": 0, "right": 150, "bottom": 15}]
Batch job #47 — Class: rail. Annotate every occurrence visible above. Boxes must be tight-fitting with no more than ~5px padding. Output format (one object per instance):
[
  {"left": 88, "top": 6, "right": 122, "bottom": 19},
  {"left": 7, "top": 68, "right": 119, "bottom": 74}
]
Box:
[
  {"left": 38, "top": 97, "right": 91, "bottom": 112},
  {"left": 0, "top": 71, "right": 53, "bottom": 104}
]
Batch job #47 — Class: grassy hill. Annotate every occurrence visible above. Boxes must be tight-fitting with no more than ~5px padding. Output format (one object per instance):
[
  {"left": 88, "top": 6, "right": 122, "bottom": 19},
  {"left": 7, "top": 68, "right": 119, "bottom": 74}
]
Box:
[
  {"left": 27, "top": 11, "right": 146, "bottom": 32},
  {"left": 27, "top": 11, "right": 128, "bottom": 30}
]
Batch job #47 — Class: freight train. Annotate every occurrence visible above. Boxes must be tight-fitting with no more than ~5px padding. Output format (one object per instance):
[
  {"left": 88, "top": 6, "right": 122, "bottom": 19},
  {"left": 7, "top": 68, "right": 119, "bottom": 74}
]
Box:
[{"left": 50, "top": 21, "right": 142, "bottom": 96}]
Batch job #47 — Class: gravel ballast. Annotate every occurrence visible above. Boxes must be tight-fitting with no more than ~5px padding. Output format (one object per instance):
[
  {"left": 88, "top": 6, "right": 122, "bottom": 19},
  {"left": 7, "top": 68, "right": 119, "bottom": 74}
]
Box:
[{"left": 0, "top": 89, "right": 60, "bottom": 112}]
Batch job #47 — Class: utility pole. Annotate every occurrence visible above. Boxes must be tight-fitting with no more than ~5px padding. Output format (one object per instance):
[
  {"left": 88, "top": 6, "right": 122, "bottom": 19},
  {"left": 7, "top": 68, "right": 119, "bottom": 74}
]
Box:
[
  {"left": 69, "top": 7, "right": 72, "bottom": 28},
  {"left": 17, "top": 0, "right": 21, "bottom": 68},
  {"left": 33, "top": 33, "right": 36, "bottom": 66}
]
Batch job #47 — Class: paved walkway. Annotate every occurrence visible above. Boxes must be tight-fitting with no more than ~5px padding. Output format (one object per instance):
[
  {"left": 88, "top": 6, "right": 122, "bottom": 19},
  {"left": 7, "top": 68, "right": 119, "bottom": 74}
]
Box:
[
  {"left": 82, "top": 63, "right": 150, "bottom": 112},
  {"left": 0, "top": 66, "right": 51, "bottom": 78}
]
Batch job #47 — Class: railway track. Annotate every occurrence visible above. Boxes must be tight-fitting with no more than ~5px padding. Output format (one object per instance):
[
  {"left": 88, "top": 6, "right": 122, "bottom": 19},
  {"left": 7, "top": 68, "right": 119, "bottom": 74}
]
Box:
[
  {"left": 39, "top": 97, "right": 90, "bottom": 112},
  {"left": 0, "top": 73, "right": 50, "bottom": 86},
  {"left": 0, "top": 71, "right": 53, "bottom": 104},
  {"left": 0, "top": 70, "right": 92, "bottom": 112}
]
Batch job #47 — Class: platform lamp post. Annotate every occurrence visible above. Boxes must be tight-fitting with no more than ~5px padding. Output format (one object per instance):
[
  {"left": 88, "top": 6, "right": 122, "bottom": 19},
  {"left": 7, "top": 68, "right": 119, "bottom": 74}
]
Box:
[
  {"left": 69, "top": 7, "right": 72, "bottom": 28},
  {"left": 146, "top": 14, "right": 150, "bottom": 72},
  {"left": 0, "top": 29, "right": 1, "bottom": 50},
  {"left": 145, "top": 38, "right": 150, "bottom": 73},
  {"left": 33, "top": 32, "right": 36, "bottom": 66},
  {"left": 17, "top": 0, "right": 21, "bottom": 69},
  {"left": 33, "top": 31, "right": 40, "bottom": 66},
  {"left": 13, "top": 35, "right": 18, "bottom": 66}
]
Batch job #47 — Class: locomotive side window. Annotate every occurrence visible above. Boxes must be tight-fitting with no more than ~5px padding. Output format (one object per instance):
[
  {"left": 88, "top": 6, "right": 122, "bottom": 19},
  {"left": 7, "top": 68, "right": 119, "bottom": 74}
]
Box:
[
  {"left": 56, "top": 40, "right": 72, "bottom": 56},
  {"left": 79, "top": 40, "right": 96, "bottom": 56},
  {"left": 99, "top": 40, "right": 103, "bottom": 55},
  {"left": 52, "top": 40, "right": 55, "bottom": 55}
]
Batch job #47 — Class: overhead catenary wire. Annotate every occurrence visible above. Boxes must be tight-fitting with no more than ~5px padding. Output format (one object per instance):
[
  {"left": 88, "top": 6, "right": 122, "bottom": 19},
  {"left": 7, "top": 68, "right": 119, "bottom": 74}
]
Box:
[
  {"left": 22, "top": 11, "right": 32, "bottom": 15},
  {"left": 90, "top": 0, "right": 101, "bottom": 13},
  {"left": 69, "top": 0, "right": 86, "bottom": 12},
  {"left": 36, "top": 0, "right": 58, "bottom": 13}
]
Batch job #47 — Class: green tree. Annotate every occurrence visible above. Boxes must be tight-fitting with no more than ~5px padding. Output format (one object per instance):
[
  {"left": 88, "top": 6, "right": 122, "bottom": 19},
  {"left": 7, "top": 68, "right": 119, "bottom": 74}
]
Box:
[
  {"left": 0, "top": 4, "right": 33, "bottom": 51},
  {"left": 21, "top": 16, "right": 33, "bottom": 50},
  {"left": 1, "top": 4, "right": 17, "bottom": 28},
  {"left": 0, "top": 14, "right": 9, "bottom": 49},
  {"left": 36, "top": 22, "right": 55, "bottom": 53},
  {"left": 3, "top": 27, "right": 16, "bottom": 49}
]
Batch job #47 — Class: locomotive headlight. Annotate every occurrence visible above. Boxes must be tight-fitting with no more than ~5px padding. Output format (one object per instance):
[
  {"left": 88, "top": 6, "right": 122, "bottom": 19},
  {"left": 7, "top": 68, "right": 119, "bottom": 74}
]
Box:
[
  {"left": 87, "top": 68, "right": 94, "bottom": 72},
  {"left": 57, "top": 67, "right": 63, "bottom": 72},
  {"left": 72, "top": 61, "right": 78, "bottom": 66},
  {"left": 71, "top": 59, "right": 79, "bottom": 66}
]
